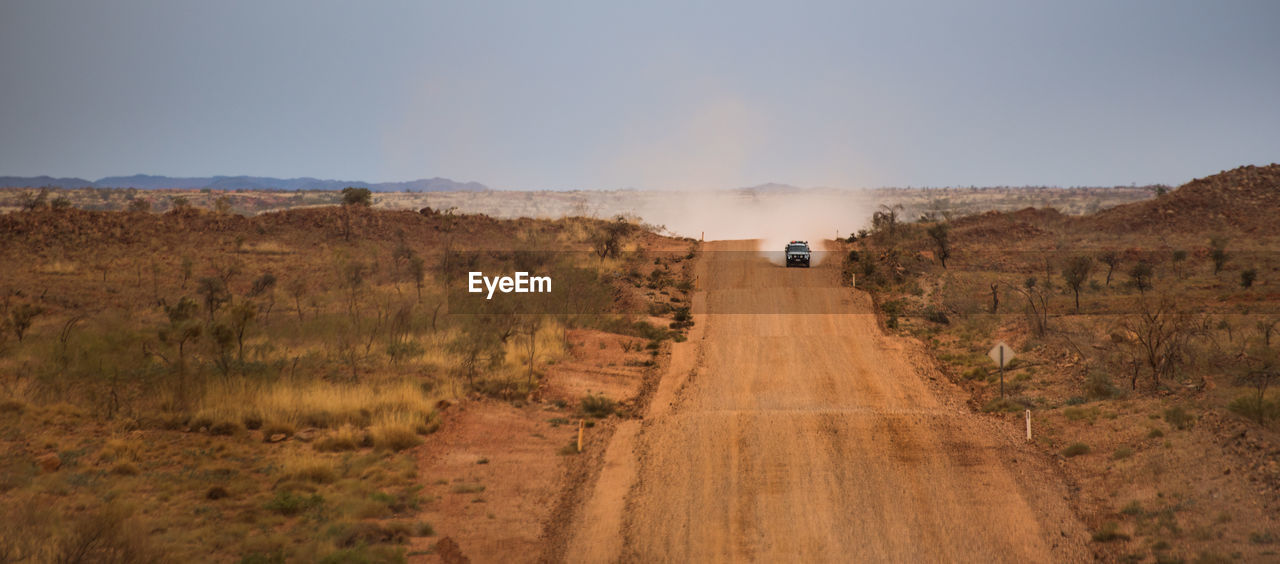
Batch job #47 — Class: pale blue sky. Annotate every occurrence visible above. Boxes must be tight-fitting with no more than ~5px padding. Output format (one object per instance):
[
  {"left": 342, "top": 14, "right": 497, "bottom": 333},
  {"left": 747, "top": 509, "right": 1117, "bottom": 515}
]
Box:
[{"left": 1, "top": 0, "right": 1276, "bottom": 189}]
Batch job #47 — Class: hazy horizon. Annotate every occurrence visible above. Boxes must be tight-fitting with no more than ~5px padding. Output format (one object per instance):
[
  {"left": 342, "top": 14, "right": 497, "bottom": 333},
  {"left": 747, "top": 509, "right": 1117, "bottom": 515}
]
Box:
[{"left": 2, "top": 1, "right": 1277, "bottom": 190}]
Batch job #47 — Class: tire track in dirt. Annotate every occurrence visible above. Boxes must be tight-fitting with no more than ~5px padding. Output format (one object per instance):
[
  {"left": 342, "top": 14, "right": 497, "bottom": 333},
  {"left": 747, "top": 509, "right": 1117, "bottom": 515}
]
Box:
[{"left": 560, "top": 240, "right": 1090, "bottom": 562}]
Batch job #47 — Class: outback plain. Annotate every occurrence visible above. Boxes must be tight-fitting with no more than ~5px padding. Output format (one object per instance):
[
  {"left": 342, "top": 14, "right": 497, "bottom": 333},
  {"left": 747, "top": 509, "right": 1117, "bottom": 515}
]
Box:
[{"left": 0, "top": 166, "right": 1277, "bottom": 563}]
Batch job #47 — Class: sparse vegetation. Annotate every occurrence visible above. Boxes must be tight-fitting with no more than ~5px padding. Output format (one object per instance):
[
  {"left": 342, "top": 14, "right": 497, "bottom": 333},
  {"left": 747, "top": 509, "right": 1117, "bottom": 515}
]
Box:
[
  {"left": 841, "top": 164, "right": 1280, "bottom": 562},
  {"left": 1061, "top": 442, "right": 1091, "bottom": 457},
  {"left": 0, "top": 201, "right": 667, "bottom": 561},
  {"left": 580, "top": 393, "right": 616, "bottom": 418}
]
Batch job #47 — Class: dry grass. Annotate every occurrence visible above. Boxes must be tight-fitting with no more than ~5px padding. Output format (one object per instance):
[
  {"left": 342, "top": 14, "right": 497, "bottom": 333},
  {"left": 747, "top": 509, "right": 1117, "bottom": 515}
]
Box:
[
  {"left": 196, "top": 378, "right": 439, "bottom": 430},
  {"left": 369, "top": 412, "right": 427, "bottom": 452},
  {"left": 34, "top": 260, "right": 79, "bottom": 275},
  {"left": 314, "top": 424, "right": 368, "bottom": 452},
  {"left": 96, "top": 438, "right": 141, "bottom": 464},
  {"left": 499, "top": 322, "right": 569, "bottom": 371},
  {"left": 240, "top": 240, "right": 294, "bottom": 255},
  {"left": 281, "top": 452, "right": 337, "bottom": 484}
]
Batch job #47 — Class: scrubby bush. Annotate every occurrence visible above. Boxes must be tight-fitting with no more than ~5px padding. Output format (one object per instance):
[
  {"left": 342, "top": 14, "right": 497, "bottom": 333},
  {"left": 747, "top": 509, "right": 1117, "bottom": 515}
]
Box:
[
  {"left": 1241, "top": 269, "right": 1257, "bottom": 288},
  {"left": 1228, "top": 394, "right": 1278, "bottom": 425},
  {"left": 1091, "top": 521, "right": 1129, "bottom": 542},
  {"left": 264, "top": 490, "right": 324, "bottom": 516},
  {"left": 1060, "top": 443, "right": 1090, "bottom": 457},
  {"left": 923, "top": 306, "right": 949, "bottom": 325},
  {"left": 1084, "top": 372, "right": 1121, "bottom": 400},
  {"left": 981, "top": 397, "right": 1027, "bottom": 413},
  {"left": 1163, "top": 406, "right": 1195, "bottom": 430},
  {"left": 1210, "top": 236, "right": 1229, "bottom": 274},
  {"left": 340, "top": 187, "right": 372, "bottom": 206},
  {"left": 581, "top": 394, "right": 616, "bottom": 418}
]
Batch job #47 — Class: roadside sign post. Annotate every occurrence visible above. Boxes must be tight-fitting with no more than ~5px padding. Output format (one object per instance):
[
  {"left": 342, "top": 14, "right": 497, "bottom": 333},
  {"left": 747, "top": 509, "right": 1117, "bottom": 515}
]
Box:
[
  {"left": 988, "top": 342, "right": 1015, "bottom": 400},
  {"left": 577, "top": 419, "right": 585, "bottom": 453}
]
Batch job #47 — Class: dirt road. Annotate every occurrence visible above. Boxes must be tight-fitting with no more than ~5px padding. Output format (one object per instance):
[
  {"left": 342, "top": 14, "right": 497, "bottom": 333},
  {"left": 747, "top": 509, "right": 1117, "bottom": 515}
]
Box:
[{"left": 562, "top": 240, "right": 1089, "bottom": 562}]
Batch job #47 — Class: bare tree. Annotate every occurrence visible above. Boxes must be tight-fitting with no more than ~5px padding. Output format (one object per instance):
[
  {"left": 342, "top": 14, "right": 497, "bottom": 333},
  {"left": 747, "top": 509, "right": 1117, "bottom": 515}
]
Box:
[
  {"left": 287, "top": 278, "right": 308, "bottom": 322},
  {"left": 1128, "top": 261, "right": 1154, "bottom": 294},
  {"left": 408, "top": 256, "right": 427, "bottom": 303},
  {"left": 1210, "top": 236, "right": 1229, "bottom": 275},
  {"left": 1258, "top": 319, "right": 1279, "bottom": 347},
  {"left": 1098, "top": 250, "right": 1121, "bottom": 287},
  {"left": 872, "top": 204, "right": 903, "bottom": 238},
  {"left": 1061, "top": 255, "right": 1093, "bottom": 313},
  {"left": 926, "top": 223, "right": 951, "bottom": 268},
  {"left": 591, "top": 217, "right": 631, "bottom": 261},
  {"left": 197, "top": 277, "right": 230, "bottom": 322},
  {"left": 8, "top": 303, "right": 43, "bottom": 342},
  {"left": 1118, "top": 297, "right": 1201, "bottom": 391},
  {"left": 520, "top": 316, "right": 543, "bottom": 387},
  {"left": 1011, "top": 277, "right": 1050, "bottom": 336},
  {"left": 228, "top": 301, "right": 256, "bottom": 364}
]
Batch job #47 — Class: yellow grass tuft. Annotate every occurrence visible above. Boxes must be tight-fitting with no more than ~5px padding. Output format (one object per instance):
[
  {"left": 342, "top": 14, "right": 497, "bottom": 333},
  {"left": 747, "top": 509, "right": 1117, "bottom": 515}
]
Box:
[
  {"left": 96, "top": 438, "right": 141, "bottom": 464},
  {"left": 280, "top": 452, "right": 337, "bottom": 483},
  {"left": 314, "top": 424, "right": 367, "bottom": 452},
  {"left": 500, "top": 322, "right": 568, "bottom": 371},
  {"left": 368, "top": 412, "right": 424, "bottom": 452},
  {"left": 35, "top": 260, "right": 79, "bottom": 275}
]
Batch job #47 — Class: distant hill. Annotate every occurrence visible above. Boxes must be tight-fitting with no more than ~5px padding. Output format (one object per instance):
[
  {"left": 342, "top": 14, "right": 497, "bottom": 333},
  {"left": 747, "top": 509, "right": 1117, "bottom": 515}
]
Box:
[
  {"left": 0, "top": 174, "right": 488, "bottom": 192},
  {"left": 0, "top": 176, "right": 94, "bottom": 189},
  {"left": 1087, "top": 163, "right": 1280, "bottom": 233}
]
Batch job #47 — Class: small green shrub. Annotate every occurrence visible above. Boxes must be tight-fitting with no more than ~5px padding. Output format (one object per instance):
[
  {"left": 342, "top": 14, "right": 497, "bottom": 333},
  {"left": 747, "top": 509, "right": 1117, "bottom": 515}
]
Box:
[
  {"left": 557, "top": 440, "right": 580, "bottom": 455},
  {"left": 1061, "top": 443, "right": 1091, "bottom": 457},
  {"left": 1092, "top": 521, "right": 1129, "bottom": 542},
  {"left": 1063, "top": 406, "right": 1098, "bottom": 423},
  {"left": 1147, "top": 428, "right": 1165, "bottom": 439},
  {"left": 580, "top": 394, "right": 616, "bottom": 418},
  {"left": 1241, "top": 269, "right": 1257, "bottom": 288},
  {"left": 1228, "top": 394, "right": 1279, "bottom": 425},
  {"left": 1085, "top": 372, "right": 1121, "bottom": 400},
  {"left": 264, "top": 491, "right": 324, "bottom": 516},
  {"left": 1120, "top": 500, "right": 1143, "bottom": 516},
  {"left": 1111, "top": 447, "right": 1134, "bottom": 460},
  {"left": 450, "top": 484, "right": 485, "bottom": 494},
  {"left": 208, "top": 420, "right": 243, "bottom": 436},
  {"left": 981, "top": 397, "right": 1027, "bottom": 413},
  {"left": 1163, "top": 406, "right": 1195, "bottom": 430}
]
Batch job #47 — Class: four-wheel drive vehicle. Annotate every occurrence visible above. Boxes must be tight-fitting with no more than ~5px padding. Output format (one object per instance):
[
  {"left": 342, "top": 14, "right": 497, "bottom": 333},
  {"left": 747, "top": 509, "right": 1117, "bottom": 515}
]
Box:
[{"left": 785, "top": 241, "right": 811, "bottom": 267}]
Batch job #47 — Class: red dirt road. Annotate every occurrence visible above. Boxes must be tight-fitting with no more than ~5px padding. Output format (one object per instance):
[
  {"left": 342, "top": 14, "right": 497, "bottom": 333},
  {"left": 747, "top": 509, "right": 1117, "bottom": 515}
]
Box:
[{"left": 562, "top": 240, "right": 1089, "bottom": 562}]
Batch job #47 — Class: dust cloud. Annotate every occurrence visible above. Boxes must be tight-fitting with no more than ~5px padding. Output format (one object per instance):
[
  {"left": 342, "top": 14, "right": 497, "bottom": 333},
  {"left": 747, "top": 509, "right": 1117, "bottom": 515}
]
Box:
[{"left": 621, "top": 189, "right": 877, "bottom": 265}]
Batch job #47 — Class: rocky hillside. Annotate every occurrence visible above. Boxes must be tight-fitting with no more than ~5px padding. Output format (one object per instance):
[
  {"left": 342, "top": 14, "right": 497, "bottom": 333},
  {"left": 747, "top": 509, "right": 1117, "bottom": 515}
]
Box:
[{"left": 1088, "top": 164, "right": 1280, "bottom": 233}]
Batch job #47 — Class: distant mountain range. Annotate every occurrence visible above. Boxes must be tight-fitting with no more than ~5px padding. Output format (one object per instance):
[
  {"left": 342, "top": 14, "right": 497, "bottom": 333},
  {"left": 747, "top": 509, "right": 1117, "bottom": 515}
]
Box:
[{"left": 0, "top": 174, "right": 488, "bottom": 192}]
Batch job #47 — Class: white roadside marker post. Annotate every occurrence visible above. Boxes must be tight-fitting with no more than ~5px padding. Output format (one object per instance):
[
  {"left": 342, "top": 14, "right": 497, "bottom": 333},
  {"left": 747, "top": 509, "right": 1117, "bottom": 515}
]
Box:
[{"left": 1025, "top": 409, "right": 1032, "bottom": 442}]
